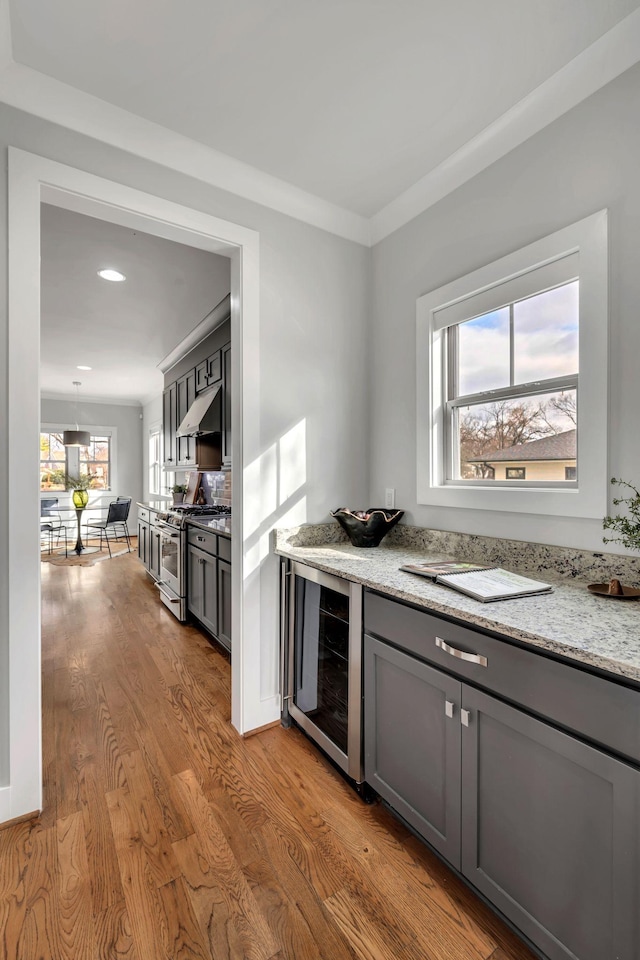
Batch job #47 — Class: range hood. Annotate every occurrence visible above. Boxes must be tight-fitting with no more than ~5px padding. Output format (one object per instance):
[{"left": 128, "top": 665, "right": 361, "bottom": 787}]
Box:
[{"left": 176, "top": 383, "right": 221, "bottom": 437}]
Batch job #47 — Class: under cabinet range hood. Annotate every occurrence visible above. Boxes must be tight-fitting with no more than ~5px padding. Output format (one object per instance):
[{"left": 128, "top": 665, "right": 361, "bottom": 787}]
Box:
[{"left": 176, "top": 383, "right": 221, "bottom": 437}]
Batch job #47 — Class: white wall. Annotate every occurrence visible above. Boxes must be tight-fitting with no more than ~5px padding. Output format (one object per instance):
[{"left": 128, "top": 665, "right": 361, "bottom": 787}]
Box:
[
  {"left": 370, "top": 61, "right": 640, "bottom": 554},
  {"left": 41, "top": 397, "right": 144, "bottom": 505},
  {"left": 0, "top": 103, "right": 370, "bottom": 795}
]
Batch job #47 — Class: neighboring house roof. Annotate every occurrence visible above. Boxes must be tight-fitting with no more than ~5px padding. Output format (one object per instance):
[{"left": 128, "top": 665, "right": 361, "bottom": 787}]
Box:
[{"left": 467, "top": 429, "right": 576, "bottom": 463}]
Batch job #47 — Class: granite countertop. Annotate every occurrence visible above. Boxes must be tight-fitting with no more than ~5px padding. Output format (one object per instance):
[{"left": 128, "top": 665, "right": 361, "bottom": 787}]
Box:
[
  {"left": 275, "top": 525, "right": 640, "bottom": 686},
  {"left": 186, "top": 516, "right": 232, "bottom": 538},
  {"left": 137, "top": 500, "right": 171, "bottom": 512}
]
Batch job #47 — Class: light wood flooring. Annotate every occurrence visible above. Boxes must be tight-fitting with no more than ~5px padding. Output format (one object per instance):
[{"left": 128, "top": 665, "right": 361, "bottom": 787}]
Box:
[{"left": 0, "top": 552, "right": 537, "bottom": 960}]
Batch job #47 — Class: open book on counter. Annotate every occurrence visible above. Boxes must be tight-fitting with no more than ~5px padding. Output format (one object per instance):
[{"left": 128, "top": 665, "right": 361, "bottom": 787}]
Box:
[{"left": 399, "top": 559, "right": 553, "bottom": 603}]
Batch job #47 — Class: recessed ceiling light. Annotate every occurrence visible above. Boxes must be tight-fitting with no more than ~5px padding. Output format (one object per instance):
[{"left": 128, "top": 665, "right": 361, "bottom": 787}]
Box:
[
  {"left": 98, "top": 268, "right": 126, "bottom": 282},
  {"left": 77, "top": 365, "right": 92, "bottom": 371}
]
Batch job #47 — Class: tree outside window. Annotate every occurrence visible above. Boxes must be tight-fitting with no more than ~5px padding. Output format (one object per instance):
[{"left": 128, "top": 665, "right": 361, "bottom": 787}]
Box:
[{"left": 40, "top": 431, "right": 111, "bottom": 491}]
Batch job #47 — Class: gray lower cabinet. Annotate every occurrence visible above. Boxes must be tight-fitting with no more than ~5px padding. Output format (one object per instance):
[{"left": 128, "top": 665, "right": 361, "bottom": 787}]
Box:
[
  {"left": 461, "top": 684, "right": 639, "bottom": 960},
  {"left": 186, "top": 526, "right": 231, "bottom": 652},
  {"left": 364, "top": 627, "right": 640, "bottom": 960},
  {"left": 217, "top": 559, "right": 232, "bottom": 650},
  {"left": 187, "top": 544, "right": 218, "bottom": 636},
  {"left": 364, "top": 636, "right": 462, "bottom": 865},
  {"left": 137, "top": 518, "right": 148, "bottom": 566},
  {"left": 148, "top": 523, "right": 162, "bottom": 580}
]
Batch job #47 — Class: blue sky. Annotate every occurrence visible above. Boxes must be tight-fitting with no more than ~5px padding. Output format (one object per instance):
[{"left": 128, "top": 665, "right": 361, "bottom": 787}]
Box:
[{"left": 458, "top": 281, "right": 578, "bottom": 396}]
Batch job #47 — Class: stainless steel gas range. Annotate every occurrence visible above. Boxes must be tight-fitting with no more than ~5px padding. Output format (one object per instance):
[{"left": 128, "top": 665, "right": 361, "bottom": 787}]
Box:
[{"left": 153, "top": 504, "right": 232, "bottom": 621}]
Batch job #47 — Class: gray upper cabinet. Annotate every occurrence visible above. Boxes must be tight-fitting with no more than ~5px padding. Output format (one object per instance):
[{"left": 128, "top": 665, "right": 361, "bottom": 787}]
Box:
[
  {"left": 222, "top": 342, "right": 231, "bottom": 466},
  {"left": 195, "top": 349, "right": 222, "bottom": 395},
  {"left": 163, "top": 340, "right": 230, "bottom": 472},
  {"left": 363, "top": 589, "right": 640, "bottom": 960},
  {"left": 162, "top": 381, "right": 177, "bottom": 467},
  {"left": 176, "top": 369, "right": 196, "bottom": 466}
]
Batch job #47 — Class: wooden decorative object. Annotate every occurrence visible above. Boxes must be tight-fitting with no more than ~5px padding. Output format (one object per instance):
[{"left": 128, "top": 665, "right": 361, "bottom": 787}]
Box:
[{"left": 184, "top": 471, "right": 202, "bottom": 505}]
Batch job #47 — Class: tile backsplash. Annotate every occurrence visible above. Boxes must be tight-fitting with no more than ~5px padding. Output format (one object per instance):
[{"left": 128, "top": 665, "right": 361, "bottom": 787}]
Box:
[{"left": 189, "top": 470, "right": 231, "bottom": 505}]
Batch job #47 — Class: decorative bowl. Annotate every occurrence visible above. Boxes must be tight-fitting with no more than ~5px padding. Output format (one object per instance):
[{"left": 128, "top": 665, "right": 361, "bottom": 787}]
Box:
[{"left": 331, "top": 507, "right": 404, "bottom": 547}]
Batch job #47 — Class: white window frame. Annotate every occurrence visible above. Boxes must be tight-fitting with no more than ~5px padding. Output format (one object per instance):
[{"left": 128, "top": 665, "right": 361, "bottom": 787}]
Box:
[
  {"left": 148, "top": 424, "right": 162, "bottom": 496},
  {"left": 40, "top": 422, "right": 117, "bottom": 500},
  {"left": 416, "top": 210, "right": 608, "bottom": 519}
]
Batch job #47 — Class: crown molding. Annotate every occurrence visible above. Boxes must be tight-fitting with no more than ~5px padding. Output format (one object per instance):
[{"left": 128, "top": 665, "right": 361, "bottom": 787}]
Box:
[
  {"left": 41, "top": 391, "right": 142, "bottom": 407},
  {"left": 0, "top": 59, "right": 371, "bottom": 246},
  {"left": 371, "top": 8, "right": 640, "bottom": 244},
  {"left": 1, "top": 7, "right": 639, "bottom": 249},
  {"left": 158, "top": 293, "right": 231, "bottom": 374}
]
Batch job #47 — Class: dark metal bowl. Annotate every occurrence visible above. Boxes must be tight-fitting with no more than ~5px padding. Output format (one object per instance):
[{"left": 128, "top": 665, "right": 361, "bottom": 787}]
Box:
[{"left": 331, "top": 507, "right": 404, "bottom": 547}]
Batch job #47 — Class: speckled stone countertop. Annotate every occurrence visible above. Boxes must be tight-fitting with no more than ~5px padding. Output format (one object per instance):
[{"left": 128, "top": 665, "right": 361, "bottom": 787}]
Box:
[
  {"left": 187, "top": 517, "right": 232, "bottom": 538},
  {"left": 274, "top": 524, "right": 640, "bottom": 686}
]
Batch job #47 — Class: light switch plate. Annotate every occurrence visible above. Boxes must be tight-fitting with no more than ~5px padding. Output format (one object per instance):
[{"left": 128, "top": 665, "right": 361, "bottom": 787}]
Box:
[{"left": 384, "top": 488, "right": 395, "bottom": 509}]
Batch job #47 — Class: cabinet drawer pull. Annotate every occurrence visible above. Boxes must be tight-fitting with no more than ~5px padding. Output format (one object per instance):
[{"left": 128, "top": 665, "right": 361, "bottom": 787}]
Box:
[
  {"left": 435, "top": 637, "right": 487, "bottom": 667},
  {"left": 197, "top": 536, "right": 205, "bottom": 542},
  {"left": 445, "top": 700, "right": 455, "bottom": 719},
  {"left": 461, "top": 708, "right": 471, "bottom": 727}
]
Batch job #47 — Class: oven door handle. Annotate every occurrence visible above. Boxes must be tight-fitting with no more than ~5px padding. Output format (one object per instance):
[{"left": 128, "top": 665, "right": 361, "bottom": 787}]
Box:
[
  {"left": 156, "top": 523, "right": 181, "bottom": 537},
  {"left": 155, "top": 582, "right": 181, "bottom": 603}
]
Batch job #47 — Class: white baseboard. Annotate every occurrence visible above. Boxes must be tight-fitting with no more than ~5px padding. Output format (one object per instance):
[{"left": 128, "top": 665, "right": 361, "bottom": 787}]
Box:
[{"left": 0, "top": 786, "right": 11, "bottom": 825}]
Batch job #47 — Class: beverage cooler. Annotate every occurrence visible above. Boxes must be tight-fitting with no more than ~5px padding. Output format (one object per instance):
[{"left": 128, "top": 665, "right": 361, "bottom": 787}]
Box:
[{"left": 281, "top": 559, "right": 363, "bottom": 784}]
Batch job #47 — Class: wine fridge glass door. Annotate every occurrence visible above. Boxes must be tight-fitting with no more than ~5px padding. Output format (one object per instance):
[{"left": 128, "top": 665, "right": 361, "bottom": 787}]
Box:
[{"left": 286, "top": 562, "right": 363, "bottom": 782}]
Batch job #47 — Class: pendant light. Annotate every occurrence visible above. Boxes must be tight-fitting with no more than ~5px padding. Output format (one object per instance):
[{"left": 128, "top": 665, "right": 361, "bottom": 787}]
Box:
[{"left": 63, "top": 381, "right": 91, "bottom": 447}]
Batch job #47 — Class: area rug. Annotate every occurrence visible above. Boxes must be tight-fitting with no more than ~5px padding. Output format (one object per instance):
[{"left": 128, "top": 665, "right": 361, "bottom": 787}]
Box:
[{"left": 41, "top": 538, "right": 136, "bottom": 566}]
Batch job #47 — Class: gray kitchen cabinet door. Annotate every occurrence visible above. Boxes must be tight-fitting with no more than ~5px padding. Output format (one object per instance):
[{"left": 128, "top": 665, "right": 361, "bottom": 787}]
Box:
[
  {"left": 186, "top": 544, "right": 204, "bottom": 622},
  {"left": 137, "top": 519, "right": 148, "bottom": 567},
  {"left": 176, "top": 369, "right": 197, "bottom": 466},
  {"left": 148, "top": 526, "right": 161, "bottom": 580},
  {"left": 364, "top": 635, "right": 462, "bottom": 866},
  {"left": 162, "top": 382, "right": 177, "bottom": 467},
  {"left": 217, "top": 559, "right": 231, "bottom": 651},
  {"left": 187, "top": 544, "right": 217, "bottom": 636},
  {"left": 461, "top": 685, "right": 640, "bottom": 960},
  {"left": 222, "top": 342, "right": 231, "bottom": 466}
]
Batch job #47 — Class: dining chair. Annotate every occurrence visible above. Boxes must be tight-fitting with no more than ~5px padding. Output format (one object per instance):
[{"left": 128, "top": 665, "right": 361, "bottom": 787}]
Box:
[
  {"left": 40, "top": 498, "right": 67, "bottom": 555},
  {"left": 84, "top": 499, "right": 132, "bottom": 558}
]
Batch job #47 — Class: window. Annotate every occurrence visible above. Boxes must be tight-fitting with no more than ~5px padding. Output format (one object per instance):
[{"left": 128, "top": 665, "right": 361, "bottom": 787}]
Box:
[
  {"left": 40, "top": 428, "right": 112, "bottom": 491},
  {"left": 40, "top": 431, "right": 66, "bottom": 490},
  {"left": 450, "top": 280, "right": 578, "bottom": 483},
  {"left": 416, "top": 211, "right": 608, "bottom": 519},
  {"left": 149, "top": 427, "right": 162, "bottom": 496},
  {"left": 80, "top": 436, "right": 111, "bottom": 489}
]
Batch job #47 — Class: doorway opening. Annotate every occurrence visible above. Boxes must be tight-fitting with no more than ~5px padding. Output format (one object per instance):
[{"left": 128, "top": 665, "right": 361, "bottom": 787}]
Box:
[{"left": 6, "top": 148, "right": 265, "bottom": 823}]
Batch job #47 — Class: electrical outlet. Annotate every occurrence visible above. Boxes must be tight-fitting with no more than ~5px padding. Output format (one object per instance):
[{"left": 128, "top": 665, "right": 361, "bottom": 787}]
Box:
[{"left": 384, "top": 488, "right": 395, "bottom": 509}]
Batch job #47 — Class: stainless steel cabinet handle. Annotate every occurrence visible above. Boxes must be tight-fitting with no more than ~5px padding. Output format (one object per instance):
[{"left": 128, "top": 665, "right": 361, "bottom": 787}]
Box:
[
  {"left": 435, "top": 637, "right": 487, "bottom": 667},
  {"left": 445, "top": 700, "right": 455, "bottom": 719},
  {"left": 461, "top": 709, "right": 471, "bottom": 727}
]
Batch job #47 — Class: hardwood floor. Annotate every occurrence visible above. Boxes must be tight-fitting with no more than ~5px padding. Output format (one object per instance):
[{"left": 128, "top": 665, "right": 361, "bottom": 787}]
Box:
[{"left": 0, "top": 554, "right": 537, "bottom": 960}]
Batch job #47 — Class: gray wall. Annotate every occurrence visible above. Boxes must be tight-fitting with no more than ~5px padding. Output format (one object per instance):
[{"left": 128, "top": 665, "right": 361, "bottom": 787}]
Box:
[
  {"left": 0, "top": 103, "right": 371, "bottom": 787},
  {"left": 41, "top": 397, "right": 144, "bottom": 505},
  {"left": 370, "top": 61, "right": 640, "bottom": 553}
]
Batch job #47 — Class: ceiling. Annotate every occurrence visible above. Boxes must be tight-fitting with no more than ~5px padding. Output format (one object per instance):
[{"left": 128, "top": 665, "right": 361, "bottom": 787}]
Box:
[
  {"left": 8, "top": 0, "right": 640, "bottom": 219},
  {"left": 40, "top": 204, "right": 231, "bottom": 405}
]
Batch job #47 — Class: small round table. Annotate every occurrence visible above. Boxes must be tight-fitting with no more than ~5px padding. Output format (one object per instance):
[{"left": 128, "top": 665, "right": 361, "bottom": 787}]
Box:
[{"left": 55, "top": 505, "right": 102, "bottom": 555}]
